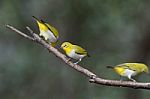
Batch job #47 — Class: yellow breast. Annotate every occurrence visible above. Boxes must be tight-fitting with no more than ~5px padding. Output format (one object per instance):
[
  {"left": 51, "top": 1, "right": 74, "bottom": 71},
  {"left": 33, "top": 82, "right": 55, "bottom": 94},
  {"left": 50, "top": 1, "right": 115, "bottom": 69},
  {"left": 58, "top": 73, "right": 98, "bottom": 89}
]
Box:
[
  {"left": 64, "top": 47, "right": 72, "bottom": 55},
  {"left": 114, "top": 67, "right": 126, "bottom": 76},
  {"left": 37, "top": 21, "right": 48, "bottom": 32}
]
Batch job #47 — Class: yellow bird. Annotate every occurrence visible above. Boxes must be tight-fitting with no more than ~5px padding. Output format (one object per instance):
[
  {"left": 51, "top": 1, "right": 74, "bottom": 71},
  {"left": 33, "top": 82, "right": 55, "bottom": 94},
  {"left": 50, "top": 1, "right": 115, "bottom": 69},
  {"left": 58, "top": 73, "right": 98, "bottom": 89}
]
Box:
[
  {"left": 107, "top": 63, "right": 149, "bottom": 82},
  {"left": 32, "top": 16, "right": 59, "bottom": 47},
  {"left": 61, "top": 42, "right": 89, "bottom": 64}
]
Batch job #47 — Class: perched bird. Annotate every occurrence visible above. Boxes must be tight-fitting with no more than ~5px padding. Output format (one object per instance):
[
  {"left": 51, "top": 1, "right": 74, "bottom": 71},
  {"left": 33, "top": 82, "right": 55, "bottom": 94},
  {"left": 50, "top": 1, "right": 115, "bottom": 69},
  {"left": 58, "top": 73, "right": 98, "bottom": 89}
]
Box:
[
  {"left": 32, "top": 16, "right": 59, "bottom": 46},
  {"left": 61, "top": 42, "right": 89, "bottom": 64},
  {"left": 107, "top": 63, "right": 149, "bottom": 82}
]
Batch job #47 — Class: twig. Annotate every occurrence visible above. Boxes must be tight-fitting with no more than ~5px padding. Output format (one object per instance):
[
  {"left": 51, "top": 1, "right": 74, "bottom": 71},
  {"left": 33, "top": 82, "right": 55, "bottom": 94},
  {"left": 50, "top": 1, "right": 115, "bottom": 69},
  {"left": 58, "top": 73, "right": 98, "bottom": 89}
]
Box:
[
  {"left": 6, "top": 24, "right": 150, "bottom": 90},
  {"left": 6, "top": 25, "right": 35, "bottom": 41}
]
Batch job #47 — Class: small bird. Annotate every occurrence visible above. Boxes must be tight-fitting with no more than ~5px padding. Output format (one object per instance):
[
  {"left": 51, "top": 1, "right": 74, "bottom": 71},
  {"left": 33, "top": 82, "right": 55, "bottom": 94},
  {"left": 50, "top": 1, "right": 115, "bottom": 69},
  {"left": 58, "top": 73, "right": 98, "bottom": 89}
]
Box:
[
  {"left": 32, "top": 16, "right": 59, "bottom": 47},
  {"left": 107, "top": 63, "right": 149, "bottom": 82},
  {"left": 61, "top": 42, "right": 89, "bottom": 64}
]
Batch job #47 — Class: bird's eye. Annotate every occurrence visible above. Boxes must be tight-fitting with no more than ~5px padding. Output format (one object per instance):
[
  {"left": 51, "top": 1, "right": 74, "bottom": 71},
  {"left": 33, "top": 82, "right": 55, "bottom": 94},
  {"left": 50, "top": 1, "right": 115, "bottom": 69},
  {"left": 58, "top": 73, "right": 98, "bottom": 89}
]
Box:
[{"left": 63, "top": 44, "right": 67, "bottom": 48}]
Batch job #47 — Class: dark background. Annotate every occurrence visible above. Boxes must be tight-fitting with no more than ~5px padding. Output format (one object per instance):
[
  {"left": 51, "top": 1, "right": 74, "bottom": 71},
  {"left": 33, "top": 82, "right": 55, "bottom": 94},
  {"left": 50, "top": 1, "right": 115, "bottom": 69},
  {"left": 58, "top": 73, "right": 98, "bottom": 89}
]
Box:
[{"left": 0, "top": 0, "right": 150, "bottom": 99}]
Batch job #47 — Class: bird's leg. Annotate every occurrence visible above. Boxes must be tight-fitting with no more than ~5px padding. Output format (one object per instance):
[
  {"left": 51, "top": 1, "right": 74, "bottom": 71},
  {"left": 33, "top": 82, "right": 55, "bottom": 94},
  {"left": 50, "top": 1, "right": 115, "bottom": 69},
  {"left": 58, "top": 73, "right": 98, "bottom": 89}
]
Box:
[
  {"left": 66, "top": 58, "right": 71, "bottom": 63},
  {"left": 39, "top": 35, "right": 44, "bottom": 40},
  {"left": 128, "top": 75, "right": 136, "bottom": 82},
  {"left": 74, "top": 58, "right": 82, "bottom": 65},
  {"left": 130, "top": 78, "right": 136, "bottom": 82},
  {"left": 119, "top": 76, "right": 123, "bottom": 82},
  {"left": 74, "top": 60, "right": 80, "bottom": 65},
  {"left": 39, "top": 33, "right": 42, "bottom": 36}
]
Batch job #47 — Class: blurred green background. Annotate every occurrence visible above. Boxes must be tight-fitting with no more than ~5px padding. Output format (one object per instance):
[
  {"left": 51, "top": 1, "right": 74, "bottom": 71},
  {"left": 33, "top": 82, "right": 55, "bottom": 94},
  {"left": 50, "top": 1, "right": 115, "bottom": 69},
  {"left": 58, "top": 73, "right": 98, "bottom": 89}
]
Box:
[{"left": 1, "top": 0, "right": 150, "bottom": 99}]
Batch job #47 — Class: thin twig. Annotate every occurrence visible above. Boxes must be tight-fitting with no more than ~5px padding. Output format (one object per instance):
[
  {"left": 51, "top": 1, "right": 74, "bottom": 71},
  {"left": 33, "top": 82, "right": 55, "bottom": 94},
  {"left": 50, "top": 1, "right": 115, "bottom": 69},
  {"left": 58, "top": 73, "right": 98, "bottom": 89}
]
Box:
[
  {"left": 6, "top": 24, "right": 150, "bottom": 90},
  {"left": 6, "top": 25, "right": 35, "bottom": 41}
]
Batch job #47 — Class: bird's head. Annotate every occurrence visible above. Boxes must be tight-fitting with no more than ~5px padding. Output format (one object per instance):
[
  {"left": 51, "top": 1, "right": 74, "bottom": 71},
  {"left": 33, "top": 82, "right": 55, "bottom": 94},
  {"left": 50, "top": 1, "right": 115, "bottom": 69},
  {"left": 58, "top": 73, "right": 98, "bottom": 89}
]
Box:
[
  {"left": 142, "top": 65, "right": 149, "bottom": 74},
  {"left": 61, "top": 42, "right": 72, "bottom": 50}
]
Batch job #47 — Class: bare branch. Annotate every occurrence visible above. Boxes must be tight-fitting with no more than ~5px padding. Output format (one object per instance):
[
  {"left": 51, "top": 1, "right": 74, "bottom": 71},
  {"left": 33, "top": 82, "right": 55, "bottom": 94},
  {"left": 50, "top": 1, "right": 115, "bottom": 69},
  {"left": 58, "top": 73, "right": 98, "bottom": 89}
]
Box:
[
  {"left": 6, "top": 24, "right": 150, "bottom": 90},
  {"left": 6, "top": 25, "right": 35, "bottom": 41}
]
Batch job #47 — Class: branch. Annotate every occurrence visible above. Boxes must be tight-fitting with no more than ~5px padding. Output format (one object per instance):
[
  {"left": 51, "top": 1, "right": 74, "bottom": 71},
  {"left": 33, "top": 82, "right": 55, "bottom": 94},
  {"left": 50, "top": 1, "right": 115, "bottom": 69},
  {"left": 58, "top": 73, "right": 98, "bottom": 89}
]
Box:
[
  {"left": 6, "top": 25, "right": 35, "bottom": 41},
  {"left": 6, "top": 24, "right": 150, "bottom": 90}
]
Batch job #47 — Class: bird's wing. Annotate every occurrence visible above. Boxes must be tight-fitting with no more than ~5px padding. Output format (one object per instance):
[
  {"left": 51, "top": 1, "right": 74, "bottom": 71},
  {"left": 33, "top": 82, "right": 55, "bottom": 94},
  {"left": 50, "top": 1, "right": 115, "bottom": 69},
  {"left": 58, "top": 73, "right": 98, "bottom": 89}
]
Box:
[
  {"left": 33, "top": 16, "right": 59, "bottom": 38},
  {"left": 123, "top": 64, "right": 138, "bottom": 71},
  {"left": 32, "top": 16, "right": 41, "bottom": 22},
  {"left": 37, "top": 19, "right": 59, "bottom": 38},
  {"left": 40, "top": 20, "right": 53, "bottom": 32},
  {"left": 117, "top": 63, "right": 133, "bottom": 69},
  {"left": 45, "top": 23, "right": 59, "bottom": 38},
  {"left": 74, "top": 45, "right": 87, "bottom": 56}
]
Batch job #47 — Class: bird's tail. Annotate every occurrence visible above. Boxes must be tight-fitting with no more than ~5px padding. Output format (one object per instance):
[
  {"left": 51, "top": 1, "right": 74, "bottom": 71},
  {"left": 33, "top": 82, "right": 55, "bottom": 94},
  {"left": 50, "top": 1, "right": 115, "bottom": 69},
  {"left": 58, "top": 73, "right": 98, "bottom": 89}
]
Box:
[
  {"left": 106, "top": 66, "right": 114, "bottom": 69},
  {"left": 32, "top": 16, "right": 39, "bottom": 21},
  {"left": 32, "top": 16, "right": 45, "bottom": 26},
  {"left": 87, "top": 54, "right": 90, "bottom": 57}
]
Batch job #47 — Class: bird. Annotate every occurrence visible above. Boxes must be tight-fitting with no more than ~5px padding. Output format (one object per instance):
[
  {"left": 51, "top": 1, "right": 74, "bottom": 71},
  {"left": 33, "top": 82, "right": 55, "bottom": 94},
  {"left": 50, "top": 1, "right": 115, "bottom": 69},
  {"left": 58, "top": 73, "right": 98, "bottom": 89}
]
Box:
[
  {"left": 61, "top": 42, "right": 89, "bottom": 64},
  {"left": 32, "top": 16, "right": 59, "bottom": 47},
  {"left": 107, "top": 63, "right": 149, "bottom": 82}
]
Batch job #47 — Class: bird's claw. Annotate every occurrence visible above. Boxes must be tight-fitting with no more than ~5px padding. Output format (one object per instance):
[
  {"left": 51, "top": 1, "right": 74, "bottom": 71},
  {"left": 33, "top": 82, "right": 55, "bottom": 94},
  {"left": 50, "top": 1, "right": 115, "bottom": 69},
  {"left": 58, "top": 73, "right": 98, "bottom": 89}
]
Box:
[{"left": 66, "top": 58, "right": 71, "bottom": 63}]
